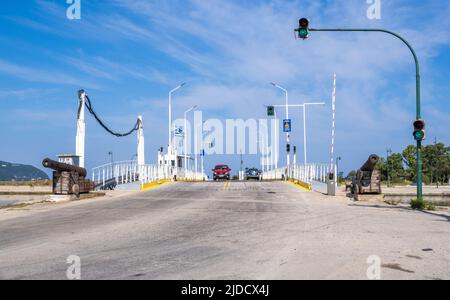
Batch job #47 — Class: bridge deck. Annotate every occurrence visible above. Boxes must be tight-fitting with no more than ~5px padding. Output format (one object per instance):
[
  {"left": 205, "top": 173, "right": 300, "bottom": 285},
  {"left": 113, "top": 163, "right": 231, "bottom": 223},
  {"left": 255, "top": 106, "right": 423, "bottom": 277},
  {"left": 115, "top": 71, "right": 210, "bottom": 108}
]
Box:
[{"left": 0, "top": 181, "right": 449, "bottom": 280}]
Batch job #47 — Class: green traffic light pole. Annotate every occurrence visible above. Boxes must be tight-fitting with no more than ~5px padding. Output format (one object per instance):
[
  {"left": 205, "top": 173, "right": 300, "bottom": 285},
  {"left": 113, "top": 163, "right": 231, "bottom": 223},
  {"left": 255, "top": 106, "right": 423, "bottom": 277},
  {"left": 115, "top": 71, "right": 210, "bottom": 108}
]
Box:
[{"left": 303, "top": 27, "right": 423, "bottom": 201}]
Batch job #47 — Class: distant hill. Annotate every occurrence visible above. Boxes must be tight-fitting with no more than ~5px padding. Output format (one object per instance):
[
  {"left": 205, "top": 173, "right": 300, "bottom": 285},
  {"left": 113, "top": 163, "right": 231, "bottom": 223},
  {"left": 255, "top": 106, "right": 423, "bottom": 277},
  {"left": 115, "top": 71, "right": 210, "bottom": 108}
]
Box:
[{"left": 0, "top": 161, "right": 49, "bottom": 182}]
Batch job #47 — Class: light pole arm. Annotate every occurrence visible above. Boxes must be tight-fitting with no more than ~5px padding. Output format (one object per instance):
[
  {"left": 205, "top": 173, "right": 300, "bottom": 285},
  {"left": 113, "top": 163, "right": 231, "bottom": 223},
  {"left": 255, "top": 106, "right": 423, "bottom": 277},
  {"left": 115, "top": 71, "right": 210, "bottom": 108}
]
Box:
[{"left": 310, "top": 28, "right": 420, "bottom": 119}]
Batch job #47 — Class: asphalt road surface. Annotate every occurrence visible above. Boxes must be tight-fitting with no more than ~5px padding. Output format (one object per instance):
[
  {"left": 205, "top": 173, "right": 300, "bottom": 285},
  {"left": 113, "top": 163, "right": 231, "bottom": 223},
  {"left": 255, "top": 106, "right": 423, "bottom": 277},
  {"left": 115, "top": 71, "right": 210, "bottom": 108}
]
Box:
[{"left": 0, "top": 181, "right": 449, "bottom": 280}]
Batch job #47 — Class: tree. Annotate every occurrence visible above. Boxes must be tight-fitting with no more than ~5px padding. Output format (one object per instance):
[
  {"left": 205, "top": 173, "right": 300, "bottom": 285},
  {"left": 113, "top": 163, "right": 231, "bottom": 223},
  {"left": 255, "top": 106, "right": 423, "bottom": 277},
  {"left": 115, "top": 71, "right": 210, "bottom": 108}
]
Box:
[
  {"left": 388, "top": 153, "right": 405, "bottom": 182},
  {"left": 422, "top": 143, "right": 450, "bottom": 184},
  {"left": 346, "top": 171, "right": 356, "bottom": 179},
  {"left": 377, "top": 154, "right": 405, "bottom": 183},
  {"left": 376, "top": 157, "right": 388, "bottom": 181},
  {"left": 401, "top": 143, "right": 450, "bottom": 184}
]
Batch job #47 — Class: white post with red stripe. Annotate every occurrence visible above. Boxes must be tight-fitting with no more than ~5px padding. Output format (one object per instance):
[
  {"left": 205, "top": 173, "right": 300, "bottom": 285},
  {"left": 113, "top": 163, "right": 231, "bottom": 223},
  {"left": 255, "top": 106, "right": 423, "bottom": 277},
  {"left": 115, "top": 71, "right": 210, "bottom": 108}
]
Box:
[
  {"left": 330, "top": 73, "right": 337, "bottom": 175},
  {"left": 328, "top": 74, "right": 337, "bottom": 196}
]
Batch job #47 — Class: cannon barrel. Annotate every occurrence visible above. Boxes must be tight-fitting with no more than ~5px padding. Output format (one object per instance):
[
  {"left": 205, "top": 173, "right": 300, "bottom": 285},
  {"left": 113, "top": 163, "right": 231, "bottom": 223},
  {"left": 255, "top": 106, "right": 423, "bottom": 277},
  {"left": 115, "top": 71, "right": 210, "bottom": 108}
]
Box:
[
  {"left": 360, "top": 155, "right": 380, "bottom": 172},
  {"left": 42, "top": 158, "right": 87, "bottom": 177}
]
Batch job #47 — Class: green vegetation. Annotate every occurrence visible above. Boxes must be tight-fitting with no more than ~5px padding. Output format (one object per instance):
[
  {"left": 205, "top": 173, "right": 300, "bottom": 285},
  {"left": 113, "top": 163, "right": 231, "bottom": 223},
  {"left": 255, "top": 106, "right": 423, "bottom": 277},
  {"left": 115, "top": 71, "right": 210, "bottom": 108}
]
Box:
[
  {"left": 400, "top": 143, "right": 449, "bottom": 185},
  {"left": 410, "top": 198, "right": 436, "bottom": 211},
  {"left": 411, "top": 198, "right": 426, "bottom": 210},
  {"left": 346, "top": 142, "right": 450, "bottom": 186}
]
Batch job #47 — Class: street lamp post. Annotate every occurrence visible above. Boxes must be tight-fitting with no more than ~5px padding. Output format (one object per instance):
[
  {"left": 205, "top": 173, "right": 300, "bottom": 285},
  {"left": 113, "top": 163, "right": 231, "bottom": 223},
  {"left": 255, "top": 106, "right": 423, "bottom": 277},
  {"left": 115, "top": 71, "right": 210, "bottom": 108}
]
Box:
[
  {"left": 184, "top": 105, "right": 197, "bottom": 176},
  {"left": 169, "top": 83, "right": 186, "bottom": 157},
  {"left": 296, "top": 21, "right": 424, "bottom": 201},
  {"left": 271, "top": 83, "right": 290, "bottom": 168},
  {"left": 273, "top": 110, "right": 278, "bottom": 169},
  {"left": 265, "top": 105, "right": 279, "bottom": 170},
  {"left": 194, "top": 122, "right": 204, "bottom": 174}
]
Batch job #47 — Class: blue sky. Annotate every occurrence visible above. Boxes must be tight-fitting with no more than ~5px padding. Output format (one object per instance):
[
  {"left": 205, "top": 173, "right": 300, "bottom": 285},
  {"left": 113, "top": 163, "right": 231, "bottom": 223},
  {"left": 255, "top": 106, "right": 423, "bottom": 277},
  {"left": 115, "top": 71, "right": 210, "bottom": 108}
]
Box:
[{"left": 0, "top": 0, "right": 449, "bottom": 176}]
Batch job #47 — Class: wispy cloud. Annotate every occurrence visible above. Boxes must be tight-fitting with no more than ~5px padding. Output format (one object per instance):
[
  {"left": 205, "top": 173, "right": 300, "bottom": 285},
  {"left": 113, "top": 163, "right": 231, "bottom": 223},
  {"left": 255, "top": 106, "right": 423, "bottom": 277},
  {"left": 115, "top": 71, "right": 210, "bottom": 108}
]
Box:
[
  {"left": 0, "top": 88, "right": 60, "bottom": 101},
  {"left": 0, "top": 59, "right": 99, "bottom": 88}
]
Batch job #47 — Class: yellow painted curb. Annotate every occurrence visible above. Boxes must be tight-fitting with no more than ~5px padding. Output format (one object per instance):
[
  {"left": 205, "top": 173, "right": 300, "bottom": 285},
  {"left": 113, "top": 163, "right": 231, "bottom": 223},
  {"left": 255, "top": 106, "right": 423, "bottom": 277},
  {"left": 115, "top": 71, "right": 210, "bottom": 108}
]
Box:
[
  {"left": 141, "top": 179, "right": 172, "bottom": 191},
  {"left": 288, "top": 180, "right": 312, "bottom": 191}
]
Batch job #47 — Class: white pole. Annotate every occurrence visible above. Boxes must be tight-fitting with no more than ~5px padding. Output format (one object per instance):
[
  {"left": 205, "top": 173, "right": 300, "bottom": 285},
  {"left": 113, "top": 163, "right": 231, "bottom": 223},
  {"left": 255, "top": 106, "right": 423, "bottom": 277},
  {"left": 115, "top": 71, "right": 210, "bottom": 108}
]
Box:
[
  {"left": 330, "top": 74, "right": 337, "bottom": 175},
  {"left": 194, "top": 121, "right": 204, "bottom": 174},
  {"left": 184, "top": 112, "right": 187, "bottom": 175},
  {"left": 184, "top": 105, "right": 197, "bottom": 177},
  {"left": 271, "top": 83, "right": 290, "bottom": 168},
  {"left": 76, "top": 90, "right": 86, "bottom": 168},
  {"left": 265, "top": 120, "right": 269, "bottom": 171},
  {"left": 169, "top": 83, "right": 186, "bottom": 159},
  {"left": 169, "top": 91, "right": 172, "bottom": 156},
  {"left": 285, "top": 89, "right": 290, "bottom": 168},
  {"left": 194, "top": 123, "right": 198, "bottom": 174},
  {"left": 137, "top": 116, "right": 145, "bottom": 166},
  {"left": 303, "top": 105, "right": 307, "bottom": 165},
  {"left": 201, "top": 150, "right": 205, "bottom": 179},
  {"left": 274, "top": 111, "right": 278, "bottom": 169}
]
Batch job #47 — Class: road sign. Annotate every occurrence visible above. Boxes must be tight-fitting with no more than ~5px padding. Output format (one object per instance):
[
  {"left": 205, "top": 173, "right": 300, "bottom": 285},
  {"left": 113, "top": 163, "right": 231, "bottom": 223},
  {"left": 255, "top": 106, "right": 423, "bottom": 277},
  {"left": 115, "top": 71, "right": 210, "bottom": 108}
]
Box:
[
  {"left": 283, "top": 119, "right": 292, "bottom": 133},
  {"left": 174, "top": 127, "right": 184, "bottom": 137}
]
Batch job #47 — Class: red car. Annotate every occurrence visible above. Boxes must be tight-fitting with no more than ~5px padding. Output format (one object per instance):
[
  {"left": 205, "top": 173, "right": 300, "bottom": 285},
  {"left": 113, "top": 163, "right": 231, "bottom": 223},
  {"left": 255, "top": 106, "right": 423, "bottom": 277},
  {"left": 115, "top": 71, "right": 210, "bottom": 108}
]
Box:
[{"left": 213, "top": 165, "right": 231, "bottom": 181}]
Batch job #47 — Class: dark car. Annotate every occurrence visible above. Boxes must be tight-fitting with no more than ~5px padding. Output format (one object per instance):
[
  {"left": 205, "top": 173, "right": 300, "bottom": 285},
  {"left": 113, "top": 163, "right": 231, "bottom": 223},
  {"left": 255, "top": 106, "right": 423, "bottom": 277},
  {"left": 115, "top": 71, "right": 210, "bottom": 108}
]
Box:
[
  {"left": 245, "top": 168, "right": 261, "bottom": 181},
  {"left": 213, "top": 165, "right": 231, "bottom": 181}
]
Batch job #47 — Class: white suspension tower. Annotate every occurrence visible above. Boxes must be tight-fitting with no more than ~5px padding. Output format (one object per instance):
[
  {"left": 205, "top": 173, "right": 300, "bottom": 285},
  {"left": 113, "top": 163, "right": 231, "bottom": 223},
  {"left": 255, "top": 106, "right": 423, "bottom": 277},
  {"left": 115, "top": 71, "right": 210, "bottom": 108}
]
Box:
[
  {"left": 137, "top": 116, "right": 145, "bottom": 166},
  {"left": 76, "top": 90, "right": 86, "bottom": 168}
]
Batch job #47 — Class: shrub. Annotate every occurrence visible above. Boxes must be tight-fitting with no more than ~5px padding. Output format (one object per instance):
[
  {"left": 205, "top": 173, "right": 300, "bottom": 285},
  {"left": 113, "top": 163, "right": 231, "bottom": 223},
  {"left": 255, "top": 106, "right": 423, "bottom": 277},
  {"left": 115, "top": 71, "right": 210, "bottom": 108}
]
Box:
[
  {"left": 411, "top": 198, "right": 436, "bottom": 211},
  {"left": 411, "top": 198, "right": 425, "bottom": 210}
]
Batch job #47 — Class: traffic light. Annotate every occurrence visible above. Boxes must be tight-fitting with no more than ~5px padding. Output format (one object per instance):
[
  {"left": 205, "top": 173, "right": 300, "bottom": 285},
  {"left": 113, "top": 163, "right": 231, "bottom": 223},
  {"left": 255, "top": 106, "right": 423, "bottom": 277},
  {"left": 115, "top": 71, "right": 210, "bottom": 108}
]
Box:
[
  {"left": 267, "top": 106, "right": 275, "bottom": 117},
  {"left": 296, "top": 18, "right": 309, "bottom": 39},
  {"left": 413, "top": 119, "right": 426, "bottom": 142},
  {"left": 286, "top": 144, "right": 291, "bottom": 153},
  {"left": 293, "top": 146, "right": 297, "bottom": 155}
]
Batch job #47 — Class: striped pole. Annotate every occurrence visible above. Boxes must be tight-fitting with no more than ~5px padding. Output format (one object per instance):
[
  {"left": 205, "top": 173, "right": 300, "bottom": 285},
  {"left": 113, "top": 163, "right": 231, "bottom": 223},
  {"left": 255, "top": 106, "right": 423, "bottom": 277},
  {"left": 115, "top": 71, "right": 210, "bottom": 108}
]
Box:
[{"left": 330, "top": 74, "right": 337, "bottom": 175}]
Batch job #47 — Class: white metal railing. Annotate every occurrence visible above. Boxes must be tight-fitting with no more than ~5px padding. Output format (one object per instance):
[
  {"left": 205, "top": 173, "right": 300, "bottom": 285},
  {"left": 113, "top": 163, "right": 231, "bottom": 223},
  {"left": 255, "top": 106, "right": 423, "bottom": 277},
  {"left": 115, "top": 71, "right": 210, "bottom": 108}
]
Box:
[
  {"left": 262, "top": 164, "right": 335, "bottom": 184},
  {"left": 92, "top": 161, "right": 207, "bottom": 190},
  {"left": 92, "top": 161, "right": 139, "bottom": 189},
  {"left": 262, "top": 168, "right": 287, "bottom": 181}
]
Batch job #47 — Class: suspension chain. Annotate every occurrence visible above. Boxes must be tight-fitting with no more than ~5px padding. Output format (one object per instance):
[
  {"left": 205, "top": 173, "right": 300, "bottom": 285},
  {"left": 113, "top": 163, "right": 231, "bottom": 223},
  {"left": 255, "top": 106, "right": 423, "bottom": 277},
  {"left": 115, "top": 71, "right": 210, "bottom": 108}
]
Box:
[{"left": 84, "top": 95, "right": 139, "bottom": 138}]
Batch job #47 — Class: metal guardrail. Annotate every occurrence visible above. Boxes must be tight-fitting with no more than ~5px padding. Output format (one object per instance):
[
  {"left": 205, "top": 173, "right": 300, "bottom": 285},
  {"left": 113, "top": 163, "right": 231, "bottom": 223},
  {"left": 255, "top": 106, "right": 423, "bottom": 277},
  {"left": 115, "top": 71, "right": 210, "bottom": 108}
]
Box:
[
  {"left": 262, "top": 164, "right": 335, "bottom": 185},
  {"left": 92, "top": 161, "right": 207, "bottom": 190}
]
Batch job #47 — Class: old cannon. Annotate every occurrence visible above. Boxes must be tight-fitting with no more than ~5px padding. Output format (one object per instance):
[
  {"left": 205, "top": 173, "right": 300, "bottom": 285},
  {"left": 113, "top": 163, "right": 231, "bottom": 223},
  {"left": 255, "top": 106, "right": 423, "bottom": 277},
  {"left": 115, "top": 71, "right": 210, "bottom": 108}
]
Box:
[
  {"left": 351, "top": 155, "right": 382, "bottom": 201},
  {"left": 42, "top": 158, "right": 93, "bottom": 196}
]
